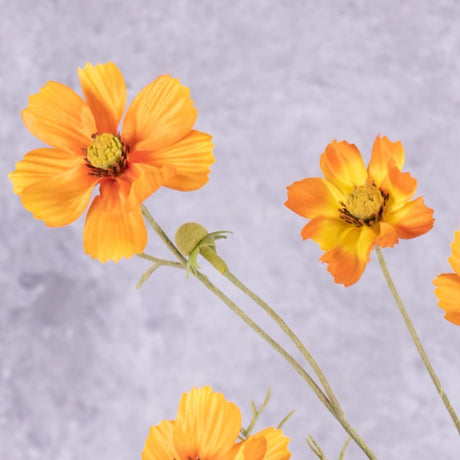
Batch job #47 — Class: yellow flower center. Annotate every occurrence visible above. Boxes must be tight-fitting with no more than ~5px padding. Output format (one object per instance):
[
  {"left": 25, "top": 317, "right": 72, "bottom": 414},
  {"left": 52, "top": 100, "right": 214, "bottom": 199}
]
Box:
[
  {"left": 345, "top": 184, "right": 384, "bottom": 220},
  {"left": 86, "top": 133, "right": 124, "bottom": 170}
]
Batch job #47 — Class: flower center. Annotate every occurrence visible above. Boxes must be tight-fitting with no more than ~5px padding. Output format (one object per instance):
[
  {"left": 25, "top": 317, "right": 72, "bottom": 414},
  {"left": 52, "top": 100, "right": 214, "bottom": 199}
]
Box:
[
  {"left": 345, "top": 184, "right": 384, "bottom": 220},
  {"left": 87, "top": 133, "right": 124, "bottom": 169}
]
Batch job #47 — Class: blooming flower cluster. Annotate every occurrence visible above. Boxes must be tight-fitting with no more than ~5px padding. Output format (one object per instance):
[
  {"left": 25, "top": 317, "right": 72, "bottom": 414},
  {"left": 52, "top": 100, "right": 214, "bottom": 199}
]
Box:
[{"left": 9, "top": 61, "right": 460, "bottom": 460}]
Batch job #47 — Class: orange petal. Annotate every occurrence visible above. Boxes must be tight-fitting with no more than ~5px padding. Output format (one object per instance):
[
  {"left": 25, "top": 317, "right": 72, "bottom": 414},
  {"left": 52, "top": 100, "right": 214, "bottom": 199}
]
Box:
[
  {"left": 9, "top": 148, "right": 82, "bottom": 195},
  {"left": 375, "top": 221, "right": 399, "bottom": 248},
  {"left": 380, "top": 165, "right": 417, "bottom": 211},
  {"left": 448, "top": 230, "right": 460, "bottom": 275},
  {"left": 122, "top": 75, "right": 197, "bottom": 152},
  {"left": 304, "top": 218, "right": 376, "bottom": 286},
  {"left": 174, "top": 386, "right": 241, "bottom": 459},
  {"left": 368, "top": 135, "right": 405, "bottom": 188},
  {"left": 83, "top": 181, "right": 147, "bottom": 263},
  {"left": 142, "top": 420, "right": 179, "bottom": 460},
  {"left": 18, "top": 162, "right": 98, "bottom": 227},
  {"left": 285, "top": 177, "right": 343, "bottom": 220},
  {"left": 383, "top": 197, "right": 434, "bottom": 240},
  {"left": 433, "top": 273, "right": 460, "bottom": 325},
  {"left": 78, "top": 62, "right": 127, "bottom": 133},
  {"left": 250, "top": 427, "right": 291, "bottom": 460},
  {"left": 321, "top": 239, "right": 375, "bottom": 286},
  {"left": 22, "top": 81, "right": 96, "bottom": 154},
  {"left": 118, "top": 162, "right": 176, "bottom": 212},
  {"left": 131, "top": 130, "right": 214, "bottom": 191},
  {"left": 319, "top": 140, "right": 367, "bottom": 196},
  {"left": 236, "top": 437, "right": 267, "bottom": 460}
]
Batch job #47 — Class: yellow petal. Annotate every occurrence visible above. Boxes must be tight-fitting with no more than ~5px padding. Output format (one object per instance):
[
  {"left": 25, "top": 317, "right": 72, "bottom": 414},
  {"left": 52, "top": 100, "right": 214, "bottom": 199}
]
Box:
[
  {"left": 78, "top": 62, "right": 127, "bottom": 133},
  {"left": 319, "top": 140, "right": 367, "bottom": 196},
  {"left": 22, "top": 81, "right": 96, "bottom": 154},
  {"left": 18, "top": 163, "right": 98, "bottom": 227},
  {"left": 320, "top": 225, "right": 376, "bottom": 287},
  {"left": 142, "top": 420, "right": 179, "bottom": 460},
  {"left": 122, "top": 74, "right": 197, "bottom": 152},
  {"left": 174, "top": 386, "right": 242, "bottom": 459},
  {"left": 303, "top": 217, "right": 376, "bottom": 286},
  {"left": 368, "top": 135, "right": 405, "bottom": 188},
  {"left": 383, "top": 197, "right": 434, "bottom": 240},
  {"left": 433, "top": 273, "right": 460, "bottom": 325},
  {"left": 285, "top": 177, "right": 343, "bottom": 220},
  {"left": 251, "top": 427, "right": 291, "bottom": 460},
  {"left": 83, "top": 180, "right": 147, "bottom": 263},
  {"left": 301, "top": 216, "right": 348, "bottom": 251},
  {"left": 9, "top": 148, "right": 82, "bottom": 195},
  {"left": 131, "top": 130, "right": 214, "bottom": 191}
]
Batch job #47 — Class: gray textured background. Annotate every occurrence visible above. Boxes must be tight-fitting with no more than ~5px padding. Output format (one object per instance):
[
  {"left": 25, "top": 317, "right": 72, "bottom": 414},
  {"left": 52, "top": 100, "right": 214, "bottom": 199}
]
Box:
[{"left": 2, "top": 1, "right": 460, "bottom": 458}]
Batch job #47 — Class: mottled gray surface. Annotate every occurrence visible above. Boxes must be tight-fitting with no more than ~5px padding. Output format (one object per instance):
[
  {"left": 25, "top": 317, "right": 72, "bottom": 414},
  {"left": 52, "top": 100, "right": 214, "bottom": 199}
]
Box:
[{"left": 2, "top": 0, "right": 460, "bottom": 458}]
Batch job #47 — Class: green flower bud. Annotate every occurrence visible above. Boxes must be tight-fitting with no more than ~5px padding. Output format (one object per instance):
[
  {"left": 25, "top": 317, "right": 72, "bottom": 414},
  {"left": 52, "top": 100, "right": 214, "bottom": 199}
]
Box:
[
  {"left": 175, "top": 222, "right": 209, "bottom": 256},
  {"left": 175, "top": 222, "right": 230, "bottom": 275}
]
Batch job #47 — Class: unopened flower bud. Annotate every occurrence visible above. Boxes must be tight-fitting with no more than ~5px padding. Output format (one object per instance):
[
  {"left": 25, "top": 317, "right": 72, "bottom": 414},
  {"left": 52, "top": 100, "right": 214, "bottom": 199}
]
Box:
[
  {"left": 175, "top": 222, "right": 208, "bottom": 256},
  {"left": 175, "top": 222, "right": 230, "bottom": 274}
]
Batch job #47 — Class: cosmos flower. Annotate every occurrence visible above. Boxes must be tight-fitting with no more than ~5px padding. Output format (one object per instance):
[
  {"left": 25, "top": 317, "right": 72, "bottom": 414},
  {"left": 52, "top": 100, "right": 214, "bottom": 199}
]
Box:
[
  {"left": 285, "top": 135, "right": 434, "bottom": 286},
  {"left": 142, "top": 386, "right": 291, "bottom": 459},
  {"left": 433, "top": 229, "right": 460, "bottom": 325},
  {"left": 9, "top": 62, "right": 214, "bottom": 262}
]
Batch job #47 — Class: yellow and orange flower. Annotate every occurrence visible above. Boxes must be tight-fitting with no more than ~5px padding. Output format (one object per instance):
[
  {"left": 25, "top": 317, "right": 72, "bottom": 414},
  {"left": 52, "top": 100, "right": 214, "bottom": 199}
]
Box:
[
  {"left": 285, "top": 136, "right": 434, "bottom": 286},
  {"left": 9, "top": 62, "right": 214, "bottom": 263},
  {"left": 142, "top": 386, "right": 291, "bottom": 460},
  {"left": 433, "top": 229, "right": 460, "bottom": 325}
]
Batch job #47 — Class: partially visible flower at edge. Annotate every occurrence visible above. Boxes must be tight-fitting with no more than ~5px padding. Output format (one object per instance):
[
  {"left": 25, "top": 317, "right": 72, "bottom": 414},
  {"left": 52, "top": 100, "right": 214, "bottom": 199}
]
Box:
[
  {"left": 285, "top": 135, "right": 434, "bottom": 286},
  {"left": 142, "top": 386, "right": 291, "bottom": 460},
  {"left": 9, "top": 62, "right": 214, "bottom": 262},
  {"left": 433, "top": 229, "right": 460, "bottom": 325}
]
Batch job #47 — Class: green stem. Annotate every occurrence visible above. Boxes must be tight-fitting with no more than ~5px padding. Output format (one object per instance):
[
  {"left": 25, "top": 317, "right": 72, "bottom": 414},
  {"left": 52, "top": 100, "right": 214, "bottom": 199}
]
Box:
[
  {"left": 193, "top": 267, "right": 376, "bottom": 458},
  {"left": 137, "top": 252, "right": 184, "bottom": 268},
  {"left": 140, "top": 204, "right": 377, "bottom": 459},
  {"left": 224, "top": 270, "right": 343, "bottom": 417},
  {"left": 375, "top": 246, "right": 460, "bottom": 436},
  {"left": 136, "top": 253, "right": 184, "bottom": 289}
]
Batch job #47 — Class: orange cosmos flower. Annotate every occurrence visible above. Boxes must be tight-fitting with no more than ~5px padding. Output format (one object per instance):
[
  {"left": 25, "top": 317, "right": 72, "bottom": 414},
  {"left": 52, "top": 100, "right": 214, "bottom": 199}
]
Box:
[
  {"left": 285, "top": 135, "right": 434, "bottom": 286},
  {"left": 142, "top": 386, "right": 291, "bottom": 460},
  {"left": 433, "top": 229, "right": 460, "bottom": 325},
  {"left": 9, "top": 62, "right": 214, "bottom": 263}
]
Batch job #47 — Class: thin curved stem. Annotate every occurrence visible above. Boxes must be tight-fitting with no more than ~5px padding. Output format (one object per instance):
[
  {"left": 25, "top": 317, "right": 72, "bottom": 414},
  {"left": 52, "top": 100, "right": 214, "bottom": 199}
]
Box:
[
  {"left": 140, "top": 204, "right": 377, "bottom": 459},
  {"left": 375, "top": 246, "right": 460, "bottom": 435},
  {"left": 224, "top": 270, "right": 343, "bottom": 417},
  {"left": 137, "top": 253, "right": 184, "bottom": 268},
  {"left": 136, "top": 253, "right": 184, "bottom": 288},
  {"left": 193, "top": 266, "right": 376, "bottom": 459}
]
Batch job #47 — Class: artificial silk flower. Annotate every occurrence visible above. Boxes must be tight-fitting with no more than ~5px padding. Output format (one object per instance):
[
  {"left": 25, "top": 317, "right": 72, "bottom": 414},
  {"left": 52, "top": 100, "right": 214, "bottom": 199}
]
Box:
[
  {"left": 142, "top": 386, "right": 291, "bottom": 460},
  {"left": 9, "top": 62, "right": 214, "bottom": 263},
  {"left": 433, "top": 229, "right": 460, "bottom": 325},
  {"left": 285, "top": 135, "right": 434, "bottom": 286}
]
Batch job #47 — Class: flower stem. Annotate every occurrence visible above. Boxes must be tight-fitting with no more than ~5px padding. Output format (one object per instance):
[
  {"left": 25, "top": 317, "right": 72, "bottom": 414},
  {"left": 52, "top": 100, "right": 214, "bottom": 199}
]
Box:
[
  {"left": 136, "top": 253, "right": 184, "bottom": 289},
  {"left": 223, "top": 270, "right": 344, "bottom": 417},
  {"left": 140, "top": 205, "right": 378, "bottom": 459},
  {"left": 375, "top": 246, "right": 460, "bottom": 435}
]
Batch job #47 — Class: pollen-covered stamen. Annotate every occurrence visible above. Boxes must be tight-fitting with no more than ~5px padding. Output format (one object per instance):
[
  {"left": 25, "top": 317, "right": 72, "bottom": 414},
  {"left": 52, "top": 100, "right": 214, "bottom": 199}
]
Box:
[
  {"left": 86, "top": 133, "right": 127, "bottom": 176},
  {"left": 339, "top": 184, "right": 387, "bottom": 227}
]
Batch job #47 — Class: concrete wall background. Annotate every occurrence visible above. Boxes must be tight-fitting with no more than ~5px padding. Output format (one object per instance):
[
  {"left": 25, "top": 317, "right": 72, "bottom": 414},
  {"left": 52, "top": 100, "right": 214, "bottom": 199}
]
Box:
[{"left": 2, "top": 1, "right": 460, "bottom": 458}]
